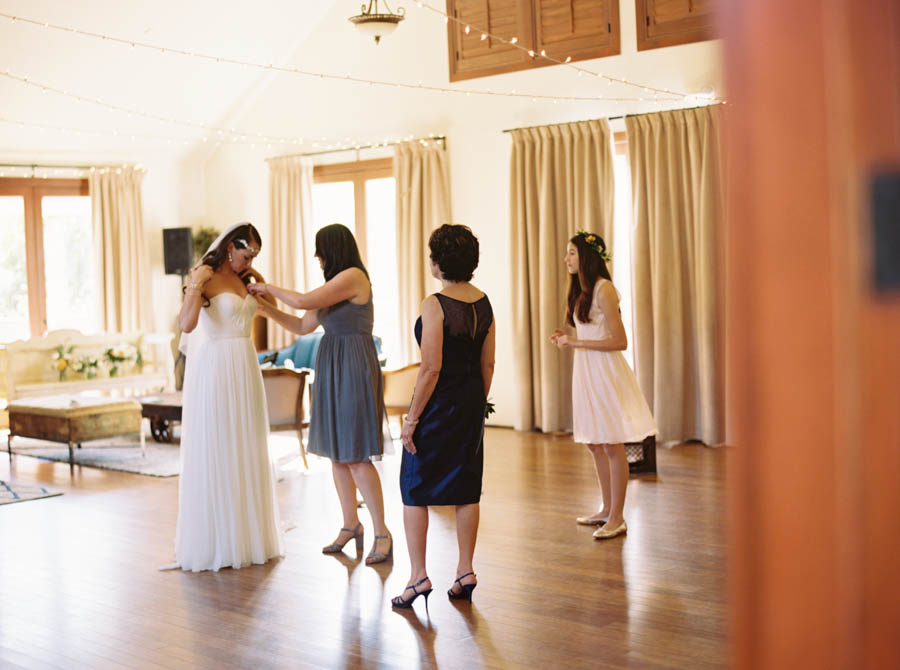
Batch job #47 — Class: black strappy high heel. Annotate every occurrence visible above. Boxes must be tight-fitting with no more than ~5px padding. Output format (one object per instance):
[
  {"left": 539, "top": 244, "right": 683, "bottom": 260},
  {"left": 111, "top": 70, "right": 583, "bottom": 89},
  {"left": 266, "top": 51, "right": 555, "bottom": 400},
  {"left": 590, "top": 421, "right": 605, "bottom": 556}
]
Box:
[
  {"left": 391, "top": 577, "right": 433, "bottom": 611},
  {"left": 447, "top": 572, "right": 477, "bottom": 601},
  {"left": 321, "top": 523, "right": 364, "bottom": 555}
]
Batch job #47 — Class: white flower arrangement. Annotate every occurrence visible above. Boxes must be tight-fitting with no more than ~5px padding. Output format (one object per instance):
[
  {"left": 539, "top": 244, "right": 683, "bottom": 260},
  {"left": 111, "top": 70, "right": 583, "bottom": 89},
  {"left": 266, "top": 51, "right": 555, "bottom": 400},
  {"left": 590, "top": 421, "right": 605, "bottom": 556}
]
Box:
[
  {"left": 51, "top": 344, "right": 75, "bottom": 381},
  {"left": 72, "top": 355, "right": 100, "bottom": 379},
  {"left": 104, "top": 343, "right": 140, "bottom": 377}
]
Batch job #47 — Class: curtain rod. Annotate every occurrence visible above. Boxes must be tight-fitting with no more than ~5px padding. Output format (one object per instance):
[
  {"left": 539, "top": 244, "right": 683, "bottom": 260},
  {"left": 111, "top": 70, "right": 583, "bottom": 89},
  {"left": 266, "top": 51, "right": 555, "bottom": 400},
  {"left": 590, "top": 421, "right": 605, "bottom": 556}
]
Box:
[
  {"left": 0, "top": 162, "right": 129, "bottom": 170},
  {"left": 265, "top": 135, "right": 447, "bottom": 161},
  {"left": 502, "top": 117, "right": 622, "bottom": 133},
  {"left": 502, "top": 103, "right": 723, "bottom": 134}
]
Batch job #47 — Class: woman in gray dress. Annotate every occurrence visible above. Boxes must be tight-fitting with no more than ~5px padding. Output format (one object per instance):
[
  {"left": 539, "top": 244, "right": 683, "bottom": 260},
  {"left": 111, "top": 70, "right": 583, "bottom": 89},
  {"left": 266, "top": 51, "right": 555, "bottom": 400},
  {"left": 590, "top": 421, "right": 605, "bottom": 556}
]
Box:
[{"left": 248, "top": 224, "right": 392, "bottom": 565}]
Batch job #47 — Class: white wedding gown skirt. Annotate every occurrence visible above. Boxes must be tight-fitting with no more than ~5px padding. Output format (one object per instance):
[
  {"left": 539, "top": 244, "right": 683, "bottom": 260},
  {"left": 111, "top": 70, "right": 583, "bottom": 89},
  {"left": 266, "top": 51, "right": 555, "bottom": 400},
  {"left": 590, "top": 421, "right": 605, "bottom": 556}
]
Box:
[{"left": 175, "top": 293, "right": 284, "bottom": 572}]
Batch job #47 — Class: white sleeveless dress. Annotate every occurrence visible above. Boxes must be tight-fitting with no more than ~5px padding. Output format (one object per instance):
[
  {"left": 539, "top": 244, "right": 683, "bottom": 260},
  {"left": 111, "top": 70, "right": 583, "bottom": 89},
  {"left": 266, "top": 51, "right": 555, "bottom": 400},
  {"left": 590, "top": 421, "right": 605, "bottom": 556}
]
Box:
[
  {"left": 572, "top": 280, "right": 657, "bottom": 445},
  {"left": 175, "top": 292, "right": 283, "bottom": 572}
]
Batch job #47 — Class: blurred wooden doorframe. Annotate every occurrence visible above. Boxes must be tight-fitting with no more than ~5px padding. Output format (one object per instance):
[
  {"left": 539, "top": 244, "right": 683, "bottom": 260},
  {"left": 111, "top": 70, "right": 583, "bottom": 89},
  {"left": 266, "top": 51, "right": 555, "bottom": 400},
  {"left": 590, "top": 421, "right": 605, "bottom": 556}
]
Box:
[{"left": 723, "top": 1, "right": 900, "bottom": 668}]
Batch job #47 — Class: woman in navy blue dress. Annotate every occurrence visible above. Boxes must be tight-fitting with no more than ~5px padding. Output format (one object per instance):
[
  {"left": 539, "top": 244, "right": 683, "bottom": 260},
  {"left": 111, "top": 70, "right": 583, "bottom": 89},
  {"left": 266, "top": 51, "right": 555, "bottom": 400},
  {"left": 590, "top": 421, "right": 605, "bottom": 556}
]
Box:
[{"left": 391, "top": 224, "right": 496, "bottom": 611}]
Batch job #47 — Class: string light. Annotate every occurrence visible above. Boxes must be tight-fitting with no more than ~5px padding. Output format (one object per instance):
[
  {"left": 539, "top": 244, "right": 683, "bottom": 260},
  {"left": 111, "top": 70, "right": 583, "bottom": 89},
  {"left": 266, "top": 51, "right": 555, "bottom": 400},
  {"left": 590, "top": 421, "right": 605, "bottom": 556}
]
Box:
[
  {"left": 0, "top": 10, "right": 698, "bottom": 104},
  {"left": 0, "top": 114, "right": 447, "bottom": 156},
  {"left": 0, "top": 163, "right": 145, "bottom": 179}
]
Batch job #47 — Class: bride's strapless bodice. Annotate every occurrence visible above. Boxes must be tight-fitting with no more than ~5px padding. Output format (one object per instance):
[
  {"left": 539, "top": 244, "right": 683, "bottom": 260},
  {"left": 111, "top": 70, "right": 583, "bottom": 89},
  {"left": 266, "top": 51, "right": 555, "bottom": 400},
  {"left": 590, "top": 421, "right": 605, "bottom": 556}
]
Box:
[{"left": 199, "top": 293, "right": 257, "bottom": 339}]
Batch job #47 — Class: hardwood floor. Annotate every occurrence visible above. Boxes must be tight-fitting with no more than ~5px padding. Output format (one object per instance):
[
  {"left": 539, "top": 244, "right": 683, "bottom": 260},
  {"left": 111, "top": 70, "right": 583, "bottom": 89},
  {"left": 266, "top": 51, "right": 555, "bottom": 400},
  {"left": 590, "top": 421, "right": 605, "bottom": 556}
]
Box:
[{"left": 0, "top": 429, "right": 727, "bottom": 669}]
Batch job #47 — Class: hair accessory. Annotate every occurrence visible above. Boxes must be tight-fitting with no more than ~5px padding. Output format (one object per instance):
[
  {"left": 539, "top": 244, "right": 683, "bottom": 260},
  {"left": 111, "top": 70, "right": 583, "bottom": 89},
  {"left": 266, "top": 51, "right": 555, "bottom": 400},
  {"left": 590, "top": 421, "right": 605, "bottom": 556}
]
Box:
[{"left": 575, "top": 229, "right": 611, "bottom": 262}]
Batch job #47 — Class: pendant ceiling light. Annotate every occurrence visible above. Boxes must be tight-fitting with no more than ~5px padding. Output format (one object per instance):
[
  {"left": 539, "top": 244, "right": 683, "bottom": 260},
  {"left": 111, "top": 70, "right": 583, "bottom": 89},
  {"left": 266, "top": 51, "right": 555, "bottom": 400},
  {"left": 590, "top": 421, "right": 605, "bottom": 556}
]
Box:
[{"left": 348, "top": 0, "right": 405, "bottom": 44}]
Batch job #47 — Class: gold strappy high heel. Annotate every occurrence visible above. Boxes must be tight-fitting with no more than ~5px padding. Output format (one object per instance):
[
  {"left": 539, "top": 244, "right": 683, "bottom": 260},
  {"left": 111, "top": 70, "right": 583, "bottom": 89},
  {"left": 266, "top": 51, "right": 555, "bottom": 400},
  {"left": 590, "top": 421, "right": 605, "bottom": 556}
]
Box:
[
  {"left": 322, "top": 523, "right": 364, "bottom": 554},
  {"left": 365, "top": 534, "right": 393, "bottom": 565}
]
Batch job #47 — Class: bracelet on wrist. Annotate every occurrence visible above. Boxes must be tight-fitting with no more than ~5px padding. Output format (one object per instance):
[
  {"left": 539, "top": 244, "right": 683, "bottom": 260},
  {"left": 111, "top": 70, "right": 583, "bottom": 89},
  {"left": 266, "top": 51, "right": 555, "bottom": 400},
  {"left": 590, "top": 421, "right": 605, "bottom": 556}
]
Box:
[{"left": 403, "top": 416, "right": 419, "bottom": 425}]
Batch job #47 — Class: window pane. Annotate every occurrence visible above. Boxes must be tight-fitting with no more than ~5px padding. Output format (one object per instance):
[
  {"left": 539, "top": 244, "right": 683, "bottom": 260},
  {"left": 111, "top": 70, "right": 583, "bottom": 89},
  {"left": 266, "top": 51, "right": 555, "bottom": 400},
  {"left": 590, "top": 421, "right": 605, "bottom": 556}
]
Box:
[
  {"left": 365, "top": 177, "right": 400, "bottom": 365},
  {"left": 310, "top": 181, "right": 356, "bottom": 263},
  {"left": 612, "top": 152, "right": 635, "bottom": 369},
  {"left": 42, "top": 196, "right": 99, "bottom": 334},
  {"left": 0, "top": 196, "right": 30, "bottom": 342}
]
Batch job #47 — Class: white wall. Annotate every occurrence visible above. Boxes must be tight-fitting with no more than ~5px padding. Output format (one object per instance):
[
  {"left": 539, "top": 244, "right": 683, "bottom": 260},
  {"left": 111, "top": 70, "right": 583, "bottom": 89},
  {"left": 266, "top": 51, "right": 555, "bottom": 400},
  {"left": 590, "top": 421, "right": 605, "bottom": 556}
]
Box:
[{"left": 202, "top": 1, "right": 724, "bottom": 427}]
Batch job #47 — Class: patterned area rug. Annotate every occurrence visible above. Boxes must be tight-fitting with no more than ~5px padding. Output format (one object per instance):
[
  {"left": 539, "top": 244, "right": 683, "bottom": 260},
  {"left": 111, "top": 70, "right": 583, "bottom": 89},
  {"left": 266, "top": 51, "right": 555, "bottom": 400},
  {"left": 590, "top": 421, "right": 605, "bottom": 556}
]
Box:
[
  {"left": 0, "top": 480, "right": 62, "bottom": 505},
  {"left": 8, "top": 432, "right": 308, "bottom": 478}
]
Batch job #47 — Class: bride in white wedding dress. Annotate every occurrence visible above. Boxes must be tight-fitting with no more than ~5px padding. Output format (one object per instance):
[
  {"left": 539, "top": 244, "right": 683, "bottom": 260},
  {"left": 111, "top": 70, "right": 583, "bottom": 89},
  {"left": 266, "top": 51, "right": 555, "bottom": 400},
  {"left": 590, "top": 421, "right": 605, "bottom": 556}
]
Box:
[{"left": 168, "top": 222, "right": 283, "bottom": 572}]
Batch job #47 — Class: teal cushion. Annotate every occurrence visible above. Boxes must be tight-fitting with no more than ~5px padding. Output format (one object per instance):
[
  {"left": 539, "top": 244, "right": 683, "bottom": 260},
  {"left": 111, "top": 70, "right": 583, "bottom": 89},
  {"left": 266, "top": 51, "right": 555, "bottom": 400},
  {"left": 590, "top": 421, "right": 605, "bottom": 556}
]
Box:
[{"left": 260, "top": 332, "right": 382, "bottom": 368}]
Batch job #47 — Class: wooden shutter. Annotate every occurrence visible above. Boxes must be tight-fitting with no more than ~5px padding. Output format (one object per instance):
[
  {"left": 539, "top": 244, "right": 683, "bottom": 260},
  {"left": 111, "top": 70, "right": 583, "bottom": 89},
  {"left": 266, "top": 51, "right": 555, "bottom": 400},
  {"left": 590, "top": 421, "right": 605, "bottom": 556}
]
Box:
[
  {"left": 446, "top": 0, "right": 535, "bottom": 82},
  {"left": 534, "top": 0, "right": 620, "bottom": 63},
  {"left": 635, "top": 0, "right": 715, "bottom": 51}
]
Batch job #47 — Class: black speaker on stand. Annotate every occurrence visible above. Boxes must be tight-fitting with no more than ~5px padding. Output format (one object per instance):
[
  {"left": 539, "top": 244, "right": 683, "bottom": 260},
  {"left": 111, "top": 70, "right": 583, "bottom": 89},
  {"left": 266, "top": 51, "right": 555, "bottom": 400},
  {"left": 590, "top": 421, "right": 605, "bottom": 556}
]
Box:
[
  {"left": 164, "top": 227, "right": 194, "bottom": 391},
  {"left": 163, "top": 227, "right": 194, "bottom": 280}
]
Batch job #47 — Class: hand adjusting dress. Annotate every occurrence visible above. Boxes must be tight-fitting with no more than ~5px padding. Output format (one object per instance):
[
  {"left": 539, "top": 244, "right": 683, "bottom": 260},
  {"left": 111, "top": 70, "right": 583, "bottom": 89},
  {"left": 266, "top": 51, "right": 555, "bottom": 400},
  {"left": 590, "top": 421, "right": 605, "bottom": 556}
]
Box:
[
  {"left": 176, "top": 292, "right": 284, "bottom": 572},
  {"left": 400, "top": 293, "right": 494, "bottom": 506},
  {"left": 307, "top": 295, "right": 385, "bottom": 463}
]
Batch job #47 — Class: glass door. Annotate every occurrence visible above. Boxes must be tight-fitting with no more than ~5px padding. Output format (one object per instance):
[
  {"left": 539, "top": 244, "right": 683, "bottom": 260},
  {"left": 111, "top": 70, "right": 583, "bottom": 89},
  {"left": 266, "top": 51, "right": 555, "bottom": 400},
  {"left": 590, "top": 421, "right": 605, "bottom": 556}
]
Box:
[{"left": 0, "top": 196, "right": 30, "bottom": 342}]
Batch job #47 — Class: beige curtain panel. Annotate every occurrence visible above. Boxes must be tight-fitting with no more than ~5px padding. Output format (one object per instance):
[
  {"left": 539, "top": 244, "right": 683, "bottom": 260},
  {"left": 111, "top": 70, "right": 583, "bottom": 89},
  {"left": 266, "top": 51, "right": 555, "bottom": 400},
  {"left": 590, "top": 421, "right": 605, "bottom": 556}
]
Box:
[
  {"left": 509, "top": 119, "right": 615, "bottom": 433},
  {"left": 267, "top": 156, "right": 314, "bottom": 350},
  {"left": 394, "top": 140, "right": 452, "bottom": 365},
  {"left": 627, "top": 106, "right": 725, "bottom": 445},
  {"left": 89, "top": 166, "right": 153, "bottom": 333}
]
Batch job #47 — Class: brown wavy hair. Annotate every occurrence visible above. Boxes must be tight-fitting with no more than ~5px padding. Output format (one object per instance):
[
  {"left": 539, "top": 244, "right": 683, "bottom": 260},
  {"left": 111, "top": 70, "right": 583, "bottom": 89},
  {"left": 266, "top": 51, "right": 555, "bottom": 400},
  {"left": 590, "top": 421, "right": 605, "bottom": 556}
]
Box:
[{"left": 565, "top": 233, "right": 612, "bottom": 327}]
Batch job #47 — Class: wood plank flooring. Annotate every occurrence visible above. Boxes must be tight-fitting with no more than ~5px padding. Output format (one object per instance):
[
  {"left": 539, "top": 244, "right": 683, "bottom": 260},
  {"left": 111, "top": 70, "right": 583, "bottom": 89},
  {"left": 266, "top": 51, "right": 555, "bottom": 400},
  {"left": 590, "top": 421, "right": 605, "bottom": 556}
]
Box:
[{"left": 0, "top": 429, "right": 727, "bottom": 669}]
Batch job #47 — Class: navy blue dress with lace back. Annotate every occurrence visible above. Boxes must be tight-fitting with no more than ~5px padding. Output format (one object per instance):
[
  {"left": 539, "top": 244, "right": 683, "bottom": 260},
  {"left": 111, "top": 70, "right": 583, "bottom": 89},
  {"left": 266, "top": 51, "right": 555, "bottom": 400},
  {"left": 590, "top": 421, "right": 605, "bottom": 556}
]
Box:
[{"left": 400, "top": 293, "right": 493, "bottom": 506}]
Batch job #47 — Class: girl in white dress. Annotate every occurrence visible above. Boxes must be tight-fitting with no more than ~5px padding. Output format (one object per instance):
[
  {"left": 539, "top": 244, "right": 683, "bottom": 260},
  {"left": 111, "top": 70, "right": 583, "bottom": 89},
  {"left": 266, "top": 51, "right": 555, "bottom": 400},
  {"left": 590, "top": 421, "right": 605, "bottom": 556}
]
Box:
[
  {"left": 551, "top": 231, "right": 656, "bottom": 540},
  {"left": 169, "top": 223, "right": 284, "bottom": 571}
]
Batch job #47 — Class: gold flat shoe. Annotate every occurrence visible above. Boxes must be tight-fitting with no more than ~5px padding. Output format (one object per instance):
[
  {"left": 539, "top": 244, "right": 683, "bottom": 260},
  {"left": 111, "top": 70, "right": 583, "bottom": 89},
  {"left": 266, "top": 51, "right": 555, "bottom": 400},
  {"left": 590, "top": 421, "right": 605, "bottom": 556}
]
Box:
[
  {"left": 576, "top": 515, "right": 609, "bottom": 526},
  {"left": 593, "top": 521, "right": 627, "bottom": 540}
]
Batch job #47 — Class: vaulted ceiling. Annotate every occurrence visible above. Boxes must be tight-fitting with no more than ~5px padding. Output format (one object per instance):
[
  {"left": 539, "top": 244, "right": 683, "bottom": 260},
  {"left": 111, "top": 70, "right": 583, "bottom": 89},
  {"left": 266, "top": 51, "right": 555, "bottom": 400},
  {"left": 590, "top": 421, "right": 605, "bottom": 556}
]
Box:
[
  {"left": 0, "top": 1, "right": 722, "bottom": 164},
  {"left": 0, "top": 0, "right": 338, "bottom": 161}
]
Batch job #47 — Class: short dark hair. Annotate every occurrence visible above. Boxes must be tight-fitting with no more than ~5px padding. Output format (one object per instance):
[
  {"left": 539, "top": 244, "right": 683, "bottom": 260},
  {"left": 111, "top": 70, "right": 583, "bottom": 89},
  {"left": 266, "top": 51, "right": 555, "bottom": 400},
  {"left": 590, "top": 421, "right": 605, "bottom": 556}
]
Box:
[
  {"left": 428, "top": 224, "right": 479, "bottom": 282},
  {"left": 314, "top": 223, "right": 369, "bottom": 281}
]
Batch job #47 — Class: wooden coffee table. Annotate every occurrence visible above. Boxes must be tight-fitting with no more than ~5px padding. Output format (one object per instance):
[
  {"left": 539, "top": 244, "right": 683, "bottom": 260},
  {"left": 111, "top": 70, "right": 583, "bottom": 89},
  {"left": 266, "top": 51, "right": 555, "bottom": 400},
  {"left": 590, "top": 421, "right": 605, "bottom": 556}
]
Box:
[
  {"left": 138, "top": 392, "right": 183, "bottom": 443},
  {"left": 7, "top": 395, "right": 144, "bottom": 465}
]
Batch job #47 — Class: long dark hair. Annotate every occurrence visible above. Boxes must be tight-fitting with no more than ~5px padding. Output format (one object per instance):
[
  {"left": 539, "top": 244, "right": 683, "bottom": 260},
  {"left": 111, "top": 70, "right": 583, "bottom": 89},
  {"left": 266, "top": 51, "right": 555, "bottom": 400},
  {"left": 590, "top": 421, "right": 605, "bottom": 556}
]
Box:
[
  {"left": 200, "top": 222, "right": 261, "bottom": 272},
  {"left": 315, "top": 223, "right": 369, "bottom": 281},
  {"left": 566, "top": 233, "right": 612, "bottom": 327}
]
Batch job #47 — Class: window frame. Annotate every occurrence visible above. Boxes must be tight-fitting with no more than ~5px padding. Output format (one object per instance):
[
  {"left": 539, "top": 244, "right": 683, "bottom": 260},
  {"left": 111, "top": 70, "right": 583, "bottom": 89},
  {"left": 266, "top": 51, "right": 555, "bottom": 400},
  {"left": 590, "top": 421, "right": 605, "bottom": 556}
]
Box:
[
  {"left": 635, "top": 0, "right": 716, "bottom": 52},
  {"left": 313, "top": 157, "right": 393, "bottom": 265},
  {"left": 0, "top": 177, "right": 89, "bottom": 337}
]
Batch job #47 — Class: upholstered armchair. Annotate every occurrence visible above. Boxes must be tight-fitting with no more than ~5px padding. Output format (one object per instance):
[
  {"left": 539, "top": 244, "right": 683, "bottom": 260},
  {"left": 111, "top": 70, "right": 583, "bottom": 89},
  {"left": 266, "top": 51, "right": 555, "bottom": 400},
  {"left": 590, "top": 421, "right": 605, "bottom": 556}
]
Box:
[
  {"left": 382, "top": 362, "right": 420, "bottom": 427},
  {"left": 261, "top": 367, "right": 309, "bottom": 469}
]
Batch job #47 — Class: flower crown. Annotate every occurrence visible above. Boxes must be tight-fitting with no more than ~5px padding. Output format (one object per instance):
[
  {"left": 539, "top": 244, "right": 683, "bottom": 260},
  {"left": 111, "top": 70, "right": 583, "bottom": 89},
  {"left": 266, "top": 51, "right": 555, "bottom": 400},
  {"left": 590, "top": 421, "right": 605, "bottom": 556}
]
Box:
[{"left": 576, "top": 229, "right": 611, "bottom": 262}]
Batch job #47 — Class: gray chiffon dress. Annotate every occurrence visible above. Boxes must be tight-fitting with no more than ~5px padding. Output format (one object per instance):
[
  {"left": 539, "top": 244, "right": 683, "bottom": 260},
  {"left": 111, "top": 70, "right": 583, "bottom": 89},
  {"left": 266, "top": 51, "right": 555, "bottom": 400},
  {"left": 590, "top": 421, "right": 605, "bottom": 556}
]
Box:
[{"left": 307, "top": 295, "right": 385, "bottom": 463}]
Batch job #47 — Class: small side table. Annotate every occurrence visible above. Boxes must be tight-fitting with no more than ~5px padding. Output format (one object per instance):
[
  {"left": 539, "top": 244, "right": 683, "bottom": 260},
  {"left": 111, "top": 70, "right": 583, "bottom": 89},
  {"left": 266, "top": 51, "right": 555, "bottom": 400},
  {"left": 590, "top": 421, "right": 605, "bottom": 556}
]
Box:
[{"left": 138, "top": 392, "right": 183, "bottom": 443}]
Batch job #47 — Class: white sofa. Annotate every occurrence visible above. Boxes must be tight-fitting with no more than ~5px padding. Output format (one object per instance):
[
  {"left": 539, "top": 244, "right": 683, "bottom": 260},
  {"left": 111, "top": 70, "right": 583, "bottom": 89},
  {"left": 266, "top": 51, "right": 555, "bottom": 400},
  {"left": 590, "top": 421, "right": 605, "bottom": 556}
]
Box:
[{"left": 0, "top": 329, "right": 175, "bottom": 405}]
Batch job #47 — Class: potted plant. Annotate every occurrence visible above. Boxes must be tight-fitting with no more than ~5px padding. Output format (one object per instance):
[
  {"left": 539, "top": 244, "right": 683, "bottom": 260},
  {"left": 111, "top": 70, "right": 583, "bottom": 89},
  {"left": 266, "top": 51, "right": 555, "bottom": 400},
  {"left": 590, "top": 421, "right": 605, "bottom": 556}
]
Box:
[{"left": 193, "top": 226, "right": 220, "bottom": 262}]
